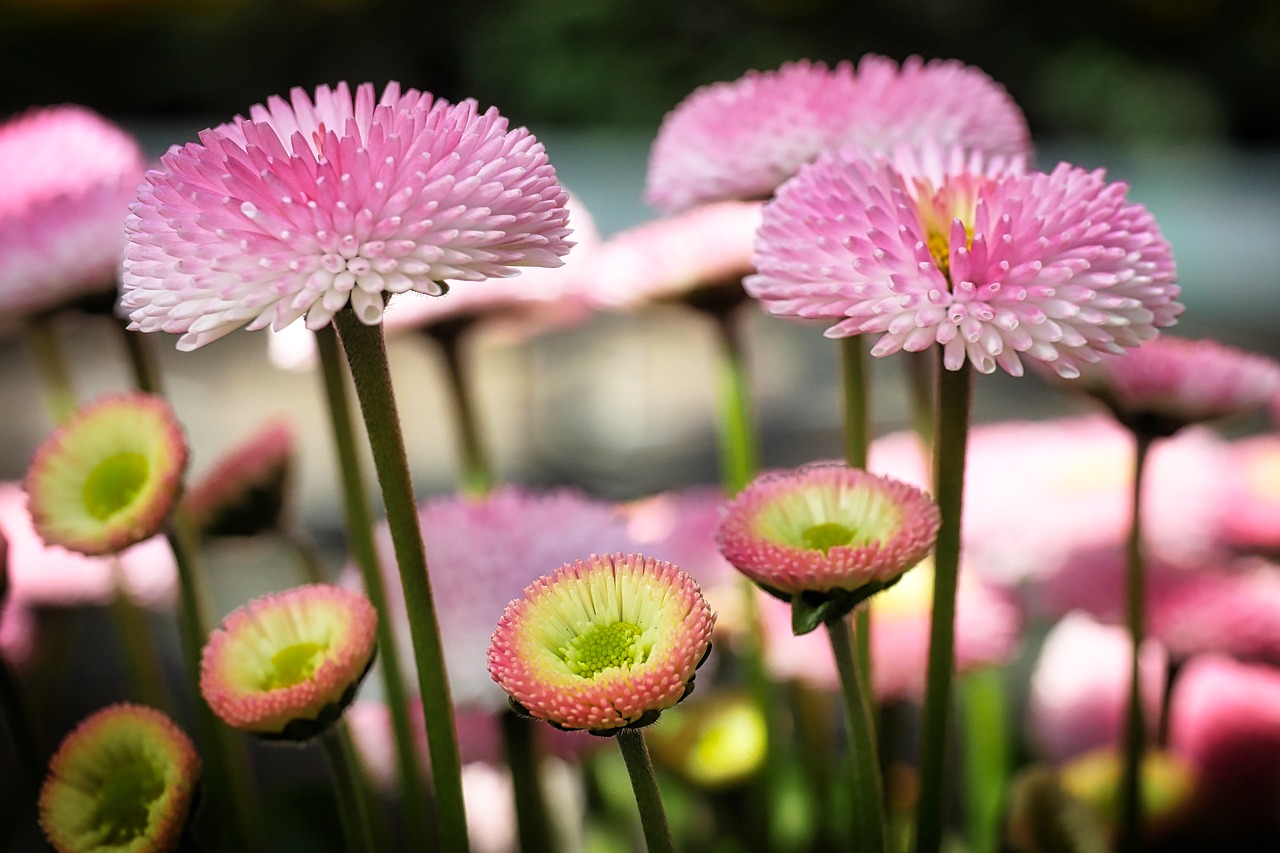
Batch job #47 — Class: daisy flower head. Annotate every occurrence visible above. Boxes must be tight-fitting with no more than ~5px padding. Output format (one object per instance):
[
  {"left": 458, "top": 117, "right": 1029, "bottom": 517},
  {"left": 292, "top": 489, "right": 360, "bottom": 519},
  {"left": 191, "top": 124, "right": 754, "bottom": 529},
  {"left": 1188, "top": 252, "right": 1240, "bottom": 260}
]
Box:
[
  {"left": 122, "top": 81, "right": 572, "bottom": 351},
  {"left": 39, "top": 703, "right": 200, "bottom": 853},
  {"left": 747, "top": 143, "right": 1183, "bottom": 377},
  {"left": 25, "top": 393, "right": 187, "bottom": 557},
  {"left": 488, "top": 553, "right": 715, "bottom": 735},
  {"left": 181, "top": 418, "right": 294, "bottom": 537},
  {"left": 200, "top": 583, "right": 378, "bottom": 740},
  {"left": 716, "top": 462, "right": 941, "bottom": 634},
  {"left": 646, "top": 55, "right": 1029, "bottom": 213},
  {"left": 0, "top": 105, "right": 146, "bottom": 320},
  {"left": 1059, "top": 336, "right": 1280, "bottom": 437}
]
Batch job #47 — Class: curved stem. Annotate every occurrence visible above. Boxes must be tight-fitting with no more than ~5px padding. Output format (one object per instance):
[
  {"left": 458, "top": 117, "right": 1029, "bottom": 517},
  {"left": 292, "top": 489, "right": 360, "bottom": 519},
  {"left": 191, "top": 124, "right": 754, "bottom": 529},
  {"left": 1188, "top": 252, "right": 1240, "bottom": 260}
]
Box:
[
  {"left": 314, "top": 324, "right": 437, "bottom": 853},
  {"left": 501, "top": 712, "right": 557, "bottom": 853},
  {"left": 914, "top": 356, "right": 974, "bottom": 853},
  {"left": 25, "top": 312, "right": 77, "bottom": 424},
  {"left": 321, "top": 723, "right": 378, "bottom": 853},
  {"left": 430, "top": 325, "right": 494, "bottom": 498},
  {"left": 1119, "top": 431, "right": 1154, "bottom": 853},
  {"left": 827, "top": 613, "right": 887, "bottom": 853},
  {"left": 709, "top": 306, "right": 758, "bottom": 495},
  {"left": 616, "top": 728, "right": 675, "bottom": 853},
  {"left": 331, "top": 309, "right": 469, "bottom": 853},
  {"left": 113, "top": 318, "right": 164, "bottom": 396},
  {"left": 276, "top": 524, "right": 330, "bottom": 586}
]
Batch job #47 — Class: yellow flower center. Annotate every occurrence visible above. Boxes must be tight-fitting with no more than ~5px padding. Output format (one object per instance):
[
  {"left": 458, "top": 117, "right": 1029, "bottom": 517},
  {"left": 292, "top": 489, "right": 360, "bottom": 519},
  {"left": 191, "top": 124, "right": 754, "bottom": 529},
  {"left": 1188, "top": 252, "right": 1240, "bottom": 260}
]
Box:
[
  {"left": 801, "top": 522, "right": 857, "bottom": 555},
  {"left": 263, "top": 642, "right": 328, "bottom": 690},
  {"left": 561, "top": 621, "right": 647, "bottom": 678},
  {"left": 82, "top": 452, "right": 150, "bottom": 521},
  {"left": 94, "top": 755, "right": 165, "bottom": 845}
]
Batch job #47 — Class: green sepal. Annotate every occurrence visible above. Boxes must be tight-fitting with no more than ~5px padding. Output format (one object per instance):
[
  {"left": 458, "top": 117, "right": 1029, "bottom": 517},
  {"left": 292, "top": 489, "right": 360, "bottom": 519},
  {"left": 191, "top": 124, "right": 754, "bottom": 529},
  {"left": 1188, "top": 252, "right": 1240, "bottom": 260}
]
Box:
[{"left": 787, "top": 574, "right": 907, "bottom": 636}]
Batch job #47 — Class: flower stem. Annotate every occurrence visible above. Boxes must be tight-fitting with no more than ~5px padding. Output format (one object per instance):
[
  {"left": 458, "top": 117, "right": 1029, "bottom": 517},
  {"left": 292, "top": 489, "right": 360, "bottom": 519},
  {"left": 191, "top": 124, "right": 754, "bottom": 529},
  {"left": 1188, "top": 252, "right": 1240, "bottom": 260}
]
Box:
[
  {"left": 107, "top": 559, "right": 172, "bottom": 712},
  {"left": 914, "top": 356, "right": 974, "bottom": 853},
  {"left": 0, "top": 654, "right": 43, "bottom": 792},
  {"left": 904, "top": 349, "right": 936, "bottom": 452},
  {"left": 1119, "top": 431, "right": 1154, "bottom": 853},
  {"left": 430, "top": 324, "right": 494, "bottom": 497},
  {"left": 710, "top": 306, "right": 759, "bottom": 496},
  {"left": 960, "top": 667, "right": 1010, "bottom": 853},
  {"left": 321, "top": 723, "right": 378, "bottom": 853},
  {"left": 331, "top": 308, "right": 469, "bottom": 853},
  {"left": 616, "top": 728, "right": 675, "bottom": 853},
  {"left": 25, "top": 312, "right": 77, "bottom": 424},
  {"left": 840, "top": 336, "right": 876, "bottom": 722},
  {"left": 501, "top": 711, "right": 558, "bottom": 853},
  {"left": 113, "top": 317, "right": 164, "bottom": 396},
  {"left": 314, "top": 324, "right": 437, "bottom": 853},
  {"left": 826, "top": 612, "right": 887, "bottom": 853}
]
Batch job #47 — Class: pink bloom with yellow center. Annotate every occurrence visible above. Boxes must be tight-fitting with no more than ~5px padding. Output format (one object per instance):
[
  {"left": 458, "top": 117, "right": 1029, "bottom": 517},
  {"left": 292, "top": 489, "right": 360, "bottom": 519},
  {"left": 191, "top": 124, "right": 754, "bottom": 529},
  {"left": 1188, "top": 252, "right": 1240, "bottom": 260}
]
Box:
[
  {"left": 122, "top": 81, "right": 572, "bottom": 351},
  {"left": 200, "top": 583, "right": 378, "bottom": 738},
  {"left": 488, "top": 553, "right": 715, "bottom": 734},
  {"left": 646, "top": 55, "right": 1029, "bottom": 213},
  {"left": 25, "top": 393, "right": 188, "bottom": 558},
  {"left": 39, "top": 703, "right": 200, "bottom": 853},
  {"left": 747, "top": 144, "right": 1182, "bottom": 377},
  {"left": 0, "top": 105, "right": 146, "bottom": 319},
  {"left": 716, "top": 463, "right": 940, "bottom": 608},
  {"left": 1063, "top": 336, "right": 1280, "bottom": 436}
]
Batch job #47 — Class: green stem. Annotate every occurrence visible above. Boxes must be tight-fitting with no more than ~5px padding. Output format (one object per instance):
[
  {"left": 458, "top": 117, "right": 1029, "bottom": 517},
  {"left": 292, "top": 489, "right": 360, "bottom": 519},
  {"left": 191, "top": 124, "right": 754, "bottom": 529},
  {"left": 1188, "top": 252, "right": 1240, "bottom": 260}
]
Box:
[
  {"left": 914, "top": 355, "right": 974, "bottom": 853},
  {"left": 25, "top": 312, "right": 77, "bottom": 424},
  {"left": 331, "top": 308, "right": 469, "bottom": 853},
  {"left": 904, "top": 349, "right": 936, "bottom": 453},
  {"left": 501, "top": 711, "right": 557, "bottom": 853},
  {"left": 113, "top": 318, "right": 164, "bottom": 396},
  {"left": 616, "top": 728, "right": 675, "bottom": 853},
  {"left": 166, "top": 518, "right": 264, "bottom": 853},
  {"left": 321, "top": 724, "right": 378, "bottom": 853},
  {"left": 827, "top": 613, "right": 887, "bottom": 853},
  {"left": 960, "top": 668, "right": 1010, "bottom": 853},
  {"left": 1119, "top": 431, "right": 1154, "bottom": 853},
  {"left": 314, "top": 324, "right": 437, "bottom": 853},
  {"left": 107, "top": 559, "right": 172, "bottom": 711},
  {"left": 840, "top": 337, "right": 870, "bottom": 470},
  {"left": 710, "top": 307, "right": 758, "bottom": 495},
  {"left": 0, "top": 655, "right": 43, "bottom": 793},
  {"left": 276, "top": 524, "right": 330, "bottom": 586},
  {"left": 431, "top": 325, "right": 494, "bottom": 497}
]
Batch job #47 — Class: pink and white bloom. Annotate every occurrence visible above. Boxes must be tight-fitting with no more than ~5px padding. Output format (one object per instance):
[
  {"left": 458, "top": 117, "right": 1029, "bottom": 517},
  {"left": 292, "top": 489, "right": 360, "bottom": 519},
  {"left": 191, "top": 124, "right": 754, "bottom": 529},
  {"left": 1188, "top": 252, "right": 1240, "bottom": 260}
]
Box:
[
  {"left": 123, "top": 81, "right": 572, "bottom": 351},
  {"left": 0, "top": 105, "right": 146, "bottom": 319},
  {"left": 646, "top": 55, "right": 1029, "bottom": 213},
  {"left": 747, "top": 144, "right": 1182, "bottom": 377},
  {"left": 1221, "top": 435, "right": 1280, "bottom": 555}
]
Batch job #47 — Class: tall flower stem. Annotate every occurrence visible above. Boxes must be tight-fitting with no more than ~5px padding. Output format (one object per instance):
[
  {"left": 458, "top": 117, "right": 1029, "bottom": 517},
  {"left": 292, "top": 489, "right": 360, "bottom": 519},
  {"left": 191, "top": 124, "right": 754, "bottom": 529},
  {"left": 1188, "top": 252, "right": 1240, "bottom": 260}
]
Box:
[
  {"left": 960, "top": 667, "right": 1010, "bottom": 853},
  {"left": 904, "top": 349, "right": 936, "bottom": 452},
  {"left": 840, "top": 337, "right": 875, "bottom": 706},
  {"left": 501, "top": 711, "right": 557, "bottom": 853},
  {"left": 113, "top": 319, "right": 164, "bottom": 396},
  {"left": 430, "top": 323, "right": 494, "bottom": 497},
  {"left": 107, "top": 561, "right": 172, "bottom": 712},
  {"left": 0, "top": 655, "right": 42, "bottom": 791},
  {"left": 321, "top": 723, "right": 377, "bottom": 853},
  {"left": 616, "top": 728, "right": 676, "bottom": 853},
  {"left": 332, "top": 307, "right": 469, "bottom": 853},
  {"left": 1119, "top": 431, "right": 1155, "bottom": 853},
  {"left": 826, "top": 612, "right": 887, "bottom": 853},
  {"left": 26, "top": 312, "right": 76, "bottom": 423},
  {"left": 914, "top": 356, "right": 974, "bottom": 853},
  {"left": 314, "top": 324, "right": 437, "bottom": 853},
  {"left": 710, "top": 306, "right": 759, "bottom": 495},
  {"left": 166, "top": 518, "right": 264, "bottom": 853}
]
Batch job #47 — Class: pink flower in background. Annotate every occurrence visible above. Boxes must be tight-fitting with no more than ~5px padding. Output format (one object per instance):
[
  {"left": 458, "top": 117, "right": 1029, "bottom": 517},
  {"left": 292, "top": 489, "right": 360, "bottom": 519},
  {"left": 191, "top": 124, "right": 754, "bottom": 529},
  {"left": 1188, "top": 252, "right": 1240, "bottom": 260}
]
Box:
[
  {"left": 646, "top": 55, "right": 1029, "bottom": 213},
  {"left": 1, "top": 597, "right": 35, "bottom": 668},
  {"left": 1059, "top": 337, "right": 1280, "bottom": 436},
  {"left": 1221, "top": 434, "right": 1280, "bottom": 555},
  {"left": 0, "top": 105, "right": 145, "bottom": 318},
  {"left": 365, "top": 486, "right": 636, "bottom": 710},
  {"left": 1169, "top": 655, "right": 1280, "bottom": 832},
  {"left": 748, "top": 144, "right": 1182, "bottom": 377},
  {"left": 123, "top": 82, "right": 572, "bottom": 350},
  {"left": 1027, "top": 612, "right": 1167, "bottom": 763},
  {"left": 182, "top": 418, "right": 295, "bottom": 537},
  {"left": 586, "top": 201, "right": 761, "bottom": 310},
  {"left": 1149, "top": 558, "right": 1280, "bottom": 665}
]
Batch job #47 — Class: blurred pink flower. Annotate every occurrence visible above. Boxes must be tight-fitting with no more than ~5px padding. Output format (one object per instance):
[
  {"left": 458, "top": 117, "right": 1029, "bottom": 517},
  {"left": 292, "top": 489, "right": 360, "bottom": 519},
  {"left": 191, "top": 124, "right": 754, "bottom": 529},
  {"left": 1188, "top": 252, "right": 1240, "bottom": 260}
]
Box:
[
  {"left": 0, "top": 105, "right": 145, "bottom": 319},
  {"left": 1149, "top": 558, "right": 1280, "bottom": 665},
  {"left": 182, "top": 418, "right": 294, "bottom": 537},
  {"left": 1169, "top": 655, "right": 1280, "bottom": 832},
  {"left": 0, "top": 482, "right": 176, "bottom": 609},
  {"left": 747, "top": 144, "right": 1182, "bottom": 377},
  {"left": 1221, "top": 434, "right": 1280, "bottom": 555},
  {"left": 646, "top": 55, "right": 1029, "bottom": 213},
  {"left": 1059, "top": 337, "right": 1280, "bottom": 436},
  {"left": 1027, "top": 611, "right": 1167, "bottom": 763},
  {"left": 1, "top": 597, "right": 35, "bottom": 668},
  {"left": 122, "top": 82, "right": 572, "bottom": 350}
]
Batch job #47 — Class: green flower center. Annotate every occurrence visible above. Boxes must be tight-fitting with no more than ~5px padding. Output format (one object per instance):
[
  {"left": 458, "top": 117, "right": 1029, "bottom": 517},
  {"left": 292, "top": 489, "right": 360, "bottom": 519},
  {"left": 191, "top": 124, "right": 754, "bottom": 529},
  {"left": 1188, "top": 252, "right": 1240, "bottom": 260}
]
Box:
[
  {"left": 561, "top": 621, "right": 647, "bottom": 679},
  {"left": 262, "top": 642, "right": 327, "bottom": 690},
  {"left": 801, "top": 522, "right": 857, "bottom": 555},
  {"left": 82, "top": 452, "right": 150, "bottom": 521},
  {"left": 94, "top": 755, "right": 165, "bottom": 845}
]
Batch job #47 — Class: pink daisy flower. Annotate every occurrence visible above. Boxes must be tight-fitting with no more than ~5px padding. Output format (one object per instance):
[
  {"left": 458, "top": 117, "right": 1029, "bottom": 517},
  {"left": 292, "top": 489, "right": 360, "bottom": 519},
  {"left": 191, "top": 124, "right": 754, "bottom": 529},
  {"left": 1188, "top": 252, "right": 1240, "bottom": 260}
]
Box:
[
  {"left": 716, "top": 462, "right": 940, "bottom": 632},
  {"left": 1220, "top": 434, "right": 1280, "bottom": 555},
  {"left": 181, "top": 418, "right": 295, "bottom": 537},
  {"left": 1060, "top": 336, "right": 1280, "bottom": 437},
  {"left": 1027, "top": 612, "right": 1168, "bottom": 764},
  {"left": 122, "top": 81, "right": 572, "bottom": 351},
  {"left": 200, "top": 583, "right": 378, "bottom": 739},
  {"left": 747, "top": 144, "right": 1182, "bottom": 377},
  {"left": 488, "top": 553, "right": 715, "bottom": 734},
  {"left": 646, "top": 55, "right": 1029, "bottom": 213},
  {"left": 39, "top": 703, "right": 201, "bottom": 853},
  {"left": 1168, "top": 655, "right": 1280, "bottom": 832},
  {"left": 365, "top": 486, "right": 637, "bottom": 711},
  {"left": 1147, "top": 557, "right": 1280, "bottom": 665},
  {"left": 0, "top": 105, "right": 146, "bottom": 319}
]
